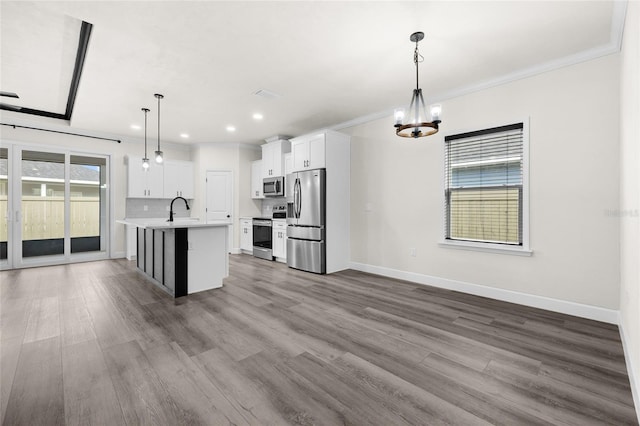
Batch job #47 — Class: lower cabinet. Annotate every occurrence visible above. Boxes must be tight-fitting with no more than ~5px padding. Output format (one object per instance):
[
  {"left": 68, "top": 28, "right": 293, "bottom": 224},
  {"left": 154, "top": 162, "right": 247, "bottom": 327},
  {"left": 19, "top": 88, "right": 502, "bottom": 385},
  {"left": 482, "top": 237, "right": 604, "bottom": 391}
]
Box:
[
  {"left": 240, "top": 218, "right": 253, "bottom": 253},
  {"left": 272, "top": 219, "right": 287, "bottom": 262}
]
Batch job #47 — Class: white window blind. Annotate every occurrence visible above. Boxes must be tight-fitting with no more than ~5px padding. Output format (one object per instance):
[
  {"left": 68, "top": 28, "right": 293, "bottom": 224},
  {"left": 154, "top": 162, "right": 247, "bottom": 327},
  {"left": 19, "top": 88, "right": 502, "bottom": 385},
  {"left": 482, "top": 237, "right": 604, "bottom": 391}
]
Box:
[{"left": 444, "top": 123, "right": 524, "bottom": 245}]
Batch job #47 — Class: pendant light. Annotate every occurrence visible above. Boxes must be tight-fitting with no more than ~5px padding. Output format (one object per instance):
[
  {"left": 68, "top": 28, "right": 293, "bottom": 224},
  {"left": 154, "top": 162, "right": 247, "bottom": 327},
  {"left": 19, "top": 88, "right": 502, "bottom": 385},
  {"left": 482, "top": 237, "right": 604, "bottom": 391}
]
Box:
[
  {"left": 154, "top": 93, "right": 164, "bottom": 163},
  {"left": 141, "top": 107, "right": 150, "bottom": 169},
  {"left": 394, "top": 32, "right": 442, "bottom": 138}
]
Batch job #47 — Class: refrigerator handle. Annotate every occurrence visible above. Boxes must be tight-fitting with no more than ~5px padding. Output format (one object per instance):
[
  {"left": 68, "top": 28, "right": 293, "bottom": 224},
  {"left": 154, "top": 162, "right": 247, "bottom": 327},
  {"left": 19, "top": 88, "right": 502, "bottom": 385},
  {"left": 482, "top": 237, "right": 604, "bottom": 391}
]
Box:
[
  {"left": 295, "top": 178, "right": 301, "bottom": 218},
  {"left": 293, "top": 178, "right": 298, "bottom": 218}
]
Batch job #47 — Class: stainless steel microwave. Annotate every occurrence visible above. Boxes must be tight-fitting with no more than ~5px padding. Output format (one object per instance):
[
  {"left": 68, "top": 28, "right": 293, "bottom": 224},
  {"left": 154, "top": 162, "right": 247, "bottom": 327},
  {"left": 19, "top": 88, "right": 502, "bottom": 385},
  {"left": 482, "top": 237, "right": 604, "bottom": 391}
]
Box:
[{"left": 263, "top": 176, "right": 285, "bottom": 197}]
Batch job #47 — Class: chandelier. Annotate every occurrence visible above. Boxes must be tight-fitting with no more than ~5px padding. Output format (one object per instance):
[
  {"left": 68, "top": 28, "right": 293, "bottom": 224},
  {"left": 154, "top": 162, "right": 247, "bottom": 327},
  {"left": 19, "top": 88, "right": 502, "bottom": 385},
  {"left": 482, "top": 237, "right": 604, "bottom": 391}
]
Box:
[{"left": 394, "top": 32, "right": 442, "bottom": 138}]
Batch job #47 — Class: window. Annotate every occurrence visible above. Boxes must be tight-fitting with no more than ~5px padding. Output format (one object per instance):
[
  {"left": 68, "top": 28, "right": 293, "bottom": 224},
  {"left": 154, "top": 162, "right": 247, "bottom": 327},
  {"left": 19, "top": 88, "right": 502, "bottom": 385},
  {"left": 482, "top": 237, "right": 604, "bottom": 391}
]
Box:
[{"left": 444, "top": 122, "right": 528, "bottom": 251}]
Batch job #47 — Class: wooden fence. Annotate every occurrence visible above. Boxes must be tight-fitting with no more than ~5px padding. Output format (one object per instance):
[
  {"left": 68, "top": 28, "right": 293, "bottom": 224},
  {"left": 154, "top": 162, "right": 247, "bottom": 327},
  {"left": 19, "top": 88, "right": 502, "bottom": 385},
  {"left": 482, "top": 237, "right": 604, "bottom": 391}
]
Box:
[
  {"left": 0, "top": 196, "right": 100, "bottom": 242},
  {"left": 448, "top": 187, "right": 520, "bottom": 244}
]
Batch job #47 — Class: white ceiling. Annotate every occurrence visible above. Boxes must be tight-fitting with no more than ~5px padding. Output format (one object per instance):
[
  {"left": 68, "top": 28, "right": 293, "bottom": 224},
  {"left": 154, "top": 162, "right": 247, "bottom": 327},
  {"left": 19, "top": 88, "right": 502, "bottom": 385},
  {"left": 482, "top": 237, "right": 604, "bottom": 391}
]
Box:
[{"left": 0, "top": 1, "right": 624, "bottom": 146}]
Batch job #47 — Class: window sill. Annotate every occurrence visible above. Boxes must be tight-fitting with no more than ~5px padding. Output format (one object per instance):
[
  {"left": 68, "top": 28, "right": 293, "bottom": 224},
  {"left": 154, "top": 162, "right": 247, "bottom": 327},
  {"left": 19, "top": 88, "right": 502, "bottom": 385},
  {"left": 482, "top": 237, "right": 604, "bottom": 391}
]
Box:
[{"left": 438, "top": 240, "right": 533, "bottom": 256}]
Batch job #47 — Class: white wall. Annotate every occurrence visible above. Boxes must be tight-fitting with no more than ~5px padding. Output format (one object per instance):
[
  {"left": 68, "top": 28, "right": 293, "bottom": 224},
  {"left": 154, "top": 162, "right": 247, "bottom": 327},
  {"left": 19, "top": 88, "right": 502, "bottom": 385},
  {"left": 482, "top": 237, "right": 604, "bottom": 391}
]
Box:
[
  {"left": 343, "top": 53, "right": 620, "bottom": 312},
  {"left": 619, "top": 0, "right": 640, "bottom": 418},
  {"left": 191, "top": 143, "right": 260, "bottom": 250},
  {"left": 0, "top": 121, "right": 190, "bottom": 257}
]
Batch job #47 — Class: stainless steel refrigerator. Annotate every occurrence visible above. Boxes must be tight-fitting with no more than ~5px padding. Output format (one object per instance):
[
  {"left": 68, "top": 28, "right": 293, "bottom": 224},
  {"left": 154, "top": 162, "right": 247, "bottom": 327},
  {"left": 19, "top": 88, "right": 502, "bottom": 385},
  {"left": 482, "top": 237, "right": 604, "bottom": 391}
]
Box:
[{"left": 286, "top": 168, "right": 326, "bottom": 274}]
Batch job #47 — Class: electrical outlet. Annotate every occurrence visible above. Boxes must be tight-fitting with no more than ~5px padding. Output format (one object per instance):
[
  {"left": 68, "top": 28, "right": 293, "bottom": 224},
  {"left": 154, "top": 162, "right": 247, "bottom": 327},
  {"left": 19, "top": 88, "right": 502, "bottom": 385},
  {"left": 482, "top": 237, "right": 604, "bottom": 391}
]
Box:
[
  {"left": 143, "top": 205, "right": 148, "bottom": 211},
  {"left": 409, "top": 248, "right": 417, "bottom": 257}
]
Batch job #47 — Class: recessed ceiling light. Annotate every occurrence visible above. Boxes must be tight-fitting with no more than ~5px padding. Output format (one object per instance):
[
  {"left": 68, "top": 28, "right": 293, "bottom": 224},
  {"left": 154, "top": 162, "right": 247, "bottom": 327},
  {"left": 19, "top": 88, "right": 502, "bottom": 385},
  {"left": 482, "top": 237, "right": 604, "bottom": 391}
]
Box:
[
  {"left": 180, "top": 133, "right": 189, "bottom": 138},
  {"left": 252, "top": 113, "right": 263, "bottom": 120},
  {"left": 130, "top": 124, "right": 141, "bottom": 130},
  {"left": 226, "top": 125, "right": 236, "bottom": 132}
]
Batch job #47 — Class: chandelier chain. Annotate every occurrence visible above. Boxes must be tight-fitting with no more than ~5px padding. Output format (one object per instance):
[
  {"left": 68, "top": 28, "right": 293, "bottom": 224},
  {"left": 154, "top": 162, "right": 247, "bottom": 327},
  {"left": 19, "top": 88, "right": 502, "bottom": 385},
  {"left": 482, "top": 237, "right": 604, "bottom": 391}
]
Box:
[{"left": 414, "top": 42, "right": 424, "bottom": 92}]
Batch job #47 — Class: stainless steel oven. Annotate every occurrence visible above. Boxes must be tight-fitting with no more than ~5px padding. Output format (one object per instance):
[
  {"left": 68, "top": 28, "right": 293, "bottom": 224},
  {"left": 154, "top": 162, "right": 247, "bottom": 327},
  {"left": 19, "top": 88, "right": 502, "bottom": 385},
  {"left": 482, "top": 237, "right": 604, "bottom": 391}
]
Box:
[{"left": 252, "top": 218, "right": 273, "bottom": 260}]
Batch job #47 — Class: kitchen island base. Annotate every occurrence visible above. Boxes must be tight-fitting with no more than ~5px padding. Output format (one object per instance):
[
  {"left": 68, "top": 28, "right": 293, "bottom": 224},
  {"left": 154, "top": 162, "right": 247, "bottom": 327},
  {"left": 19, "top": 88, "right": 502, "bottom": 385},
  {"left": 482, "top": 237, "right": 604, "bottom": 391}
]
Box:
[{"left": 136, "top": 224, "right": 228, "bottom": 297}]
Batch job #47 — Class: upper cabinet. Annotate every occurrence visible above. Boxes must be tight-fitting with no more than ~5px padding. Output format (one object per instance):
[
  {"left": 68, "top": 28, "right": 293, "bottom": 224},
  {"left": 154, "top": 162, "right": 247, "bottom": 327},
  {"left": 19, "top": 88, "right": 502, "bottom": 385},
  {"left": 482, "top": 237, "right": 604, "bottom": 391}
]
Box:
[
  {"left": 127, "top": 157, "right": 194, "bottom": 199},
  {"left": 163, "top": 160, "right": 194, "bottom": 199},
  {"left": 284, "top": 153, "right": 293, "bottom": 176},
  {"left": 261, "top": 139, "right": 291, "bottom": 178},
  {"left": 127, "top": 158, "right": 164, "bottom": 198},
  {"left": 291, "top": 134, "right": 326, "bottom": 171},
  {"left": 251, "top": 160, "right": 264, "bottom": 199}
]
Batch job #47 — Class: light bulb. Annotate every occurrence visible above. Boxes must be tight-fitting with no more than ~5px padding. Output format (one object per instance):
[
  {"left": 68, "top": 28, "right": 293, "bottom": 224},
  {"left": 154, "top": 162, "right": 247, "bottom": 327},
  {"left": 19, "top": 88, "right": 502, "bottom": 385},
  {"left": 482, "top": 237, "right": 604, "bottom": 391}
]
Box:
[
  {"left": 142, "top": 158, "right": 150, "bottom": 169},
  {"left": 155, "top": 150, "right": 163, "bottom": 163},
  {"left": 430, "top": 104, "right": 442, "bottom": 122},
  {"left": 394, "top": 108, "right": 405, "bottom": 126}
]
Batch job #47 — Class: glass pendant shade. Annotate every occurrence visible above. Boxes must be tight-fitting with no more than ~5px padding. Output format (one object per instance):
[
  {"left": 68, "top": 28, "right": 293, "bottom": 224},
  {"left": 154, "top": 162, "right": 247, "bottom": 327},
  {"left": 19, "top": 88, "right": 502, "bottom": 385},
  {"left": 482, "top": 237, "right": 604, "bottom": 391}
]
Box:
[
  {"left": 142, "top": 158, "right": 150, "bottom": 169},
  {"left": 155, "top": 150, "right": 163, "bottom": 163}
]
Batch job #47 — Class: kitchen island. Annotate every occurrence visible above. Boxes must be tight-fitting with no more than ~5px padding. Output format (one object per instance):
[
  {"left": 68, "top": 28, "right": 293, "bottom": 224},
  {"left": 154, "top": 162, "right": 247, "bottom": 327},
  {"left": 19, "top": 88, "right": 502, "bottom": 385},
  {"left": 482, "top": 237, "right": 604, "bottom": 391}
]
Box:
[{"left": 118, "top": 218, "right": 230, "bottom": 297}]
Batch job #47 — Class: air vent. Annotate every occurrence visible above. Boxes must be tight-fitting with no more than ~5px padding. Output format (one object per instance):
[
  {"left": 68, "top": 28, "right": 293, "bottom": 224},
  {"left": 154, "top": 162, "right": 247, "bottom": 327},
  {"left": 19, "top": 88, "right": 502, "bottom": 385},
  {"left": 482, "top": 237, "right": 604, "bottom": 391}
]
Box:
[{"left": 253, "top": 89, "right": 282, "bottom": 100}]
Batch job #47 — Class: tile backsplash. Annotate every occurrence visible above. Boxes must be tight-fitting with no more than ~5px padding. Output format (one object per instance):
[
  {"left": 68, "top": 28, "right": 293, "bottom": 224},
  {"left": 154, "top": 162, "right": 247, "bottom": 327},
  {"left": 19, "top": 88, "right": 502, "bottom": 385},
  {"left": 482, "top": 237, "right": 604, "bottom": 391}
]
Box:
[
  {"left": 261, "top": 197, "right": 287, "bottom": 217},
  {"left": 126, "top": 198, "right": 193, "bottom": 219}
]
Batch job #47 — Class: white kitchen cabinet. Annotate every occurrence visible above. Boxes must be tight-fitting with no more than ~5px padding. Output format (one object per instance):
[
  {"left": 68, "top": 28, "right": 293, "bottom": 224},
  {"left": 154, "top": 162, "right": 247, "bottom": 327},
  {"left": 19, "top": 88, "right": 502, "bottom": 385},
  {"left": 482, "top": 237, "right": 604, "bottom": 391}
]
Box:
[
  {"left": 291, "top": 134, "right": 326, "bottom": 171},
  {"left": 163, "top": 160, "right": 194, "bottom": 198},
  {"left": 284, "top": 153, "right": 293, "bottom": 176},
  {"left": 272, "top": 219, "right": 287, "bottom": 261},
  {"left": 127, "top": 157, "right": 164, "bottom": 198},
  {"left": 289, "top": 130, "right": 350, "bottom": 273},
  {"left": 240, "top": 218, "right": 253, "bottom": 253},
  {"left": 251, "top": 160, "right": 264, "bottom": 199},
  {"left": 261, "top": 139, "right": 291, "bottom": 178},
  {"left": 125, "top": 224, "right": 137, "bottom": 260}
]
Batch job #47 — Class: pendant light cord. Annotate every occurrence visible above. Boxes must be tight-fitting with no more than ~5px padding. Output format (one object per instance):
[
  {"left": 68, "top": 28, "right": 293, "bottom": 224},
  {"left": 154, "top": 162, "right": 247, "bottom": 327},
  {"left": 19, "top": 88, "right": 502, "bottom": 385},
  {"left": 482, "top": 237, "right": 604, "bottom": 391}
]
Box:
[
  {"left": 144, "top": 109, "right": 148, "bottom": 157},
  {"left": 157, "top": 95, "right": 161, "bottom": 151}
]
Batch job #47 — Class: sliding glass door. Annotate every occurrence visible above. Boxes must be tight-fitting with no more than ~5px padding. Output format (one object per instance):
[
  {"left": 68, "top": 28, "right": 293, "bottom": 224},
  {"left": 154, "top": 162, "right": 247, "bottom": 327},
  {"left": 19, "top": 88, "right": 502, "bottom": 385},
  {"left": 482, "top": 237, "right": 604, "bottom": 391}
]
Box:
[
  {"left": 21, "top": 150, "right": 66, "bottom": 258},
  {"left": 70, "top": 155, "right": 107, "bottom": 254},
  {"left": 2, "top": 144, "right": 109, "bottom": 269},
  {"left": 0, "top": 148, "right": 8, "bottom": 267}
]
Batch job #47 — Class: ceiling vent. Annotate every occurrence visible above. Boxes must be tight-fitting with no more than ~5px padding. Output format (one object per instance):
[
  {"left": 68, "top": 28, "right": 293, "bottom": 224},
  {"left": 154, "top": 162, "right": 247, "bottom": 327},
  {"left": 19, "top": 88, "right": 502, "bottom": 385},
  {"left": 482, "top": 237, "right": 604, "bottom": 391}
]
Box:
[{"left": 253, "top": 89, "right": 282, "bottom": 100}]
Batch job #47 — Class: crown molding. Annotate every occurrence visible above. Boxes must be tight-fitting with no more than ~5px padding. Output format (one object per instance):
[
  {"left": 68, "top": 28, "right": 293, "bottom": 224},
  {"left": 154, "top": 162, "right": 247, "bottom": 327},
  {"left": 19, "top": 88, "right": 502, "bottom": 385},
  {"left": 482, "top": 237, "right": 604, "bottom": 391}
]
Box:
[
  {"left": 333, "top": 0, "right": 628, "bottom": 132},
  {"left": 192, "top": 141, "right": 261, "bottom": 150}
]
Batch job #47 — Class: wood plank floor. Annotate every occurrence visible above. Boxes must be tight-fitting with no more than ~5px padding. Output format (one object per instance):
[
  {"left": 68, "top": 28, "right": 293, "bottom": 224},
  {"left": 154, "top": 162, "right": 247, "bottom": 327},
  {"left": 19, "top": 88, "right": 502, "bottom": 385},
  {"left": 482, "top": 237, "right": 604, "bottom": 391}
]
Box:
[{"left": 1, "top": 254, "right": 637, "bottom": 425}]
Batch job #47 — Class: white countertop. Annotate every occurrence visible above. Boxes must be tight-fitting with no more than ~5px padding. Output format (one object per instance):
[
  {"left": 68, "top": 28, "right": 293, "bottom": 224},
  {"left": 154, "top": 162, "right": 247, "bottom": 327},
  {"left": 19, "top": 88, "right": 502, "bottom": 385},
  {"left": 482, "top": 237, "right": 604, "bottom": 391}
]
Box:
[{"left": 117, "top": 217, "right": 231, "bottom": 230}]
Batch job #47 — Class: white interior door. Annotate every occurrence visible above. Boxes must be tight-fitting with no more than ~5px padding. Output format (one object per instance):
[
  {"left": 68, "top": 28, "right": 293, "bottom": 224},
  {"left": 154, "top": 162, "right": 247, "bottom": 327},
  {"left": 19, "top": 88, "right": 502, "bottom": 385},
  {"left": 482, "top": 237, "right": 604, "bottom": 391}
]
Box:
[
  {"left": 206, "top": 170, "right": 233, "bottom": 251},
  {"left": 206, "top": 171, "right": 232, "bottom": 221}
]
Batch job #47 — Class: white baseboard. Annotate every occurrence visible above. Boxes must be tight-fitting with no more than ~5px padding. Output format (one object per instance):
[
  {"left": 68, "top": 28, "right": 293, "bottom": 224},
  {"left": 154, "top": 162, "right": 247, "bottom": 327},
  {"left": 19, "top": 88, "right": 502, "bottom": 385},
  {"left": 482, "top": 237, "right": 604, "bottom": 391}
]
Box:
[
  {"left": 229, "top": 248, "right": 241, "bottom": 255},
  {"left": 349, "top": 262, "right": 619, "bottom": 324},
  {"left": 112, "top": 251, "right": 126, "bottom": 259},
  {"left": 619, "top": 315, "right": 640, "bottom": 423}
]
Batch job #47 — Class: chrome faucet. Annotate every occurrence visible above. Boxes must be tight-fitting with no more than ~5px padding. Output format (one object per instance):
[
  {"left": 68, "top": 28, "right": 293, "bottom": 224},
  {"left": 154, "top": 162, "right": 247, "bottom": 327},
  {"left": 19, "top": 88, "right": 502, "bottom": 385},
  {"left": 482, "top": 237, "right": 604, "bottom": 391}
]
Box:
[{"left": 169, "top": 196, "right": 190, "bottom": 222}]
